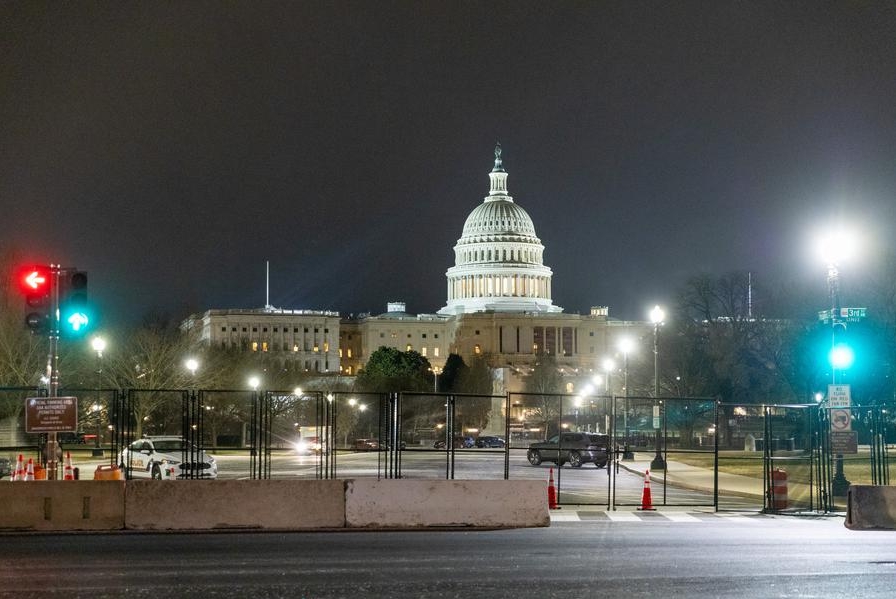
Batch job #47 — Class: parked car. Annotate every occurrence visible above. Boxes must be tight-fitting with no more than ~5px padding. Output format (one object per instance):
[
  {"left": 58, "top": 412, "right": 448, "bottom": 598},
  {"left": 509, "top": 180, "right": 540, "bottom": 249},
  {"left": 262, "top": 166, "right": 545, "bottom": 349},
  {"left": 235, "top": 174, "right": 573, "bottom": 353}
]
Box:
[
  {"left": 526, "top": 432, "right": 610, "bottom": 468},
  {"left": 354, "top": 438, "right": 379, "bottom": 451},
  {"left": 475, "top": 436, "right": 506, "bottom": 448},
  {"left": 433, "top": 435, "right": 475, "bottom": 449},
  {"left": 118, "top": 436, "right": 218, "bottom": 480},
  {"left": 0, "top": 457, "right": 10, "bottom": 478}
]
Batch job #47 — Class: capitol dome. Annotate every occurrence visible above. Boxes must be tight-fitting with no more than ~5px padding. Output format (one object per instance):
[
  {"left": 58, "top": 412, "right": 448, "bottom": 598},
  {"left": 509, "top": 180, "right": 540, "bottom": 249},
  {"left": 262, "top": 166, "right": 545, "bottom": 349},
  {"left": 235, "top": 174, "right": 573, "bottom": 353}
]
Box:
[{"left": 439, "top": 145, "right": 561, "bottom": 315}]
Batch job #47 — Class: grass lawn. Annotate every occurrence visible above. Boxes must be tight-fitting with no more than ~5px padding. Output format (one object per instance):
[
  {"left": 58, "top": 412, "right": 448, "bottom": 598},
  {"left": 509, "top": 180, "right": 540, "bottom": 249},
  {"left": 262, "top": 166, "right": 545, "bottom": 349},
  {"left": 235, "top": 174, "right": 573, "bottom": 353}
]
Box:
[{"left": 669, "top": 450, "right": 888, "bottom": 485}]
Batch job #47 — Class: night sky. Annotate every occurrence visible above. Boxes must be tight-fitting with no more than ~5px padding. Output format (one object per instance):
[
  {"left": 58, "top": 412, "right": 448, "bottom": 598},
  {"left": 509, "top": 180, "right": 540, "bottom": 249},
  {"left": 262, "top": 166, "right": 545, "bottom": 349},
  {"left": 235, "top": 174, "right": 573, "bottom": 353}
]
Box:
[{"left": 3, "top": 3, "right": 896, "bottom": 327}]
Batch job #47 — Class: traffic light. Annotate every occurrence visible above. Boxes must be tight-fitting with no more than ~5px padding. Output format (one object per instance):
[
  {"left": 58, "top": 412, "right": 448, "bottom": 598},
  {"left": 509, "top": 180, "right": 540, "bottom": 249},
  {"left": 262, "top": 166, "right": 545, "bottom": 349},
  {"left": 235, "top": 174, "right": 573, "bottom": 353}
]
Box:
[
  {"left": 17, "top": 265, "right": 53, "bottom": 334},
  {"left": 60, "top": 270, "right": 91, "bottom": 336},
  {"left": 829, "top": 342, "right": 855, "bottom": 370}
]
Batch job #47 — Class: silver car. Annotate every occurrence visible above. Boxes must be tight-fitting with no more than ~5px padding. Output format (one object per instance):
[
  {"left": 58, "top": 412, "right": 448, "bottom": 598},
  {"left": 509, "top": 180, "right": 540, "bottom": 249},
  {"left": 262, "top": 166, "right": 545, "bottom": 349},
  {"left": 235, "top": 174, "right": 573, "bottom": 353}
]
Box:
[{"left": 118, "top": 436, "right": 218, "bottom": 480}]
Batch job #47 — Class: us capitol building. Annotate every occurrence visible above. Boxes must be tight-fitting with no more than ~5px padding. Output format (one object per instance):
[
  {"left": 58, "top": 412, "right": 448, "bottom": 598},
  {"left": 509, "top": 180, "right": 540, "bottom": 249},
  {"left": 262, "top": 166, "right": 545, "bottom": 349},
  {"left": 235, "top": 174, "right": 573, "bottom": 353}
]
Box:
[{"left": 184, "top": 145, "right": 647, "bottom": 392}]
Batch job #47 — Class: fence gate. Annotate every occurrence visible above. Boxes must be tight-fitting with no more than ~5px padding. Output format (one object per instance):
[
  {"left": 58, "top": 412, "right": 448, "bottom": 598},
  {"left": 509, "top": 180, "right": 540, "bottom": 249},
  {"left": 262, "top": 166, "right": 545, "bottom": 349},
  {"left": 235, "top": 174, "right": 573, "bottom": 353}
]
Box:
[{"left": 612, "top": 395, "right": 718, "bottom": 510}]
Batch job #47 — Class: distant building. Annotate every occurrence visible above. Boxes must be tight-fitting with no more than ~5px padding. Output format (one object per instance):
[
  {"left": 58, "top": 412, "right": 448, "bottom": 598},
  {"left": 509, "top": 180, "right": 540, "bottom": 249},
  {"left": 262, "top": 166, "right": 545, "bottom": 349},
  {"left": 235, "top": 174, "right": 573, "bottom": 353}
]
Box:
[
  {"left": 183, "top": 308, "right": 341, "bottom": 373},
  {"left": 185, "top": 146, "right": 649, "bottom": 391}
]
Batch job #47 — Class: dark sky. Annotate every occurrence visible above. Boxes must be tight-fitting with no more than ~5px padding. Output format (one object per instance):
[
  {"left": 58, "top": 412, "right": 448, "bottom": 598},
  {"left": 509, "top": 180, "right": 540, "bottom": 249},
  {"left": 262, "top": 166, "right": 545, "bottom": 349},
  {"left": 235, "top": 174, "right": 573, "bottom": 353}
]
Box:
[{"left": 3, "top": 2, "right": 896, "bottom": 327}]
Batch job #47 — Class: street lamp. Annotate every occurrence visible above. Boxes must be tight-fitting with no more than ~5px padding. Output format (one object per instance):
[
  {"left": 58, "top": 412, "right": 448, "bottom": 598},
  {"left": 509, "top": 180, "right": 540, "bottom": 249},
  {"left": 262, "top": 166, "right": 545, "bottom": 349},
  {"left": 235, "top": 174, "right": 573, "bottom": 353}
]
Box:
[
  {"left": 817, "top": 227, "right": 857, "bottom": 495},
  {"left": 248, "top": 376, "right": 260, "bottom": 391},
  {"left": 185, "top": 358, "right": 199, "bottom": 379},
  {"left": 618, "top": 336, "right": 635, "bottom": 460},
  {"left": 601, "top": 358, "right": 616, "bottom": 394},
  {"left": 90, "top": 336, "right": 106, "bottom": 455},
  {"left": 431, "top": 366, "right": 442, "bottom": 393},
  {"left": 650, "top": 305, "right": 666, "bottom": 471}
]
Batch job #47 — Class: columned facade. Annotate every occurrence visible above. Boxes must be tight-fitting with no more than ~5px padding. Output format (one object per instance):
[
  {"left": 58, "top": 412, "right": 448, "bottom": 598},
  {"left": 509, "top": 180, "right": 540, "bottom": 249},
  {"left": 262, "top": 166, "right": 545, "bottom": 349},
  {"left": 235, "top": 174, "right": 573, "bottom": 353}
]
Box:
[{"left": 440, "top": 144, "right": 561, "bottom": 315}]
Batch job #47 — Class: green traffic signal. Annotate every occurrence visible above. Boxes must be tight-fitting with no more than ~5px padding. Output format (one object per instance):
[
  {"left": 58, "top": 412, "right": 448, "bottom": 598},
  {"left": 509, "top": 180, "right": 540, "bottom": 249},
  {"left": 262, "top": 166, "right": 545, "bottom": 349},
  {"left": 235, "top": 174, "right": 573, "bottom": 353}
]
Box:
[
  {"left": 60, "top": 270, "right": 91, "bottom": 336},
  {"left": 829, "top": 343, "right": 854, "bottom": 370}
]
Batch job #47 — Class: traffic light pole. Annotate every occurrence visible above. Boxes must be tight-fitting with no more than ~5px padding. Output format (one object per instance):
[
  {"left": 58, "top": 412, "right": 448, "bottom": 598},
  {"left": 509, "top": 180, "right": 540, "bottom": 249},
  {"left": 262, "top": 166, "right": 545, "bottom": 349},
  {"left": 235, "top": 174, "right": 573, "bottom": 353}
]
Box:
[{"left": 44, "top": 264, "right": 62, "bottom": 480}]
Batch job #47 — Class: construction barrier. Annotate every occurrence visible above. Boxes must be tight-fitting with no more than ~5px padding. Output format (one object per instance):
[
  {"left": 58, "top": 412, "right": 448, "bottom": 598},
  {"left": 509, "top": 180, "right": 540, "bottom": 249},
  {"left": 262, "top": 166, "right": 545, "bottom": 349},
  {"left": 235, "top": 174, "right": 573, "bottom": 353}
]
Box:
[
  {"left": 846, "top": 486, "right": 896, "bottom": 530},
  {"left": 547, "top": 467, "right": 558, "bottom": 510},
  {"left": 94, "top": 465, "right": 125, "bottom": 481},
  {"left": 0, "top": 481, "right": 126, "bottom": 531},
  {"left": 0, "top": 479, "right": 548, "bottom": 532},
  {"left": 638, "top": 469, "right": 655, "bottom": 511},
  {"left": 771, "top": 468, "right": 788, "bottom": 510}
]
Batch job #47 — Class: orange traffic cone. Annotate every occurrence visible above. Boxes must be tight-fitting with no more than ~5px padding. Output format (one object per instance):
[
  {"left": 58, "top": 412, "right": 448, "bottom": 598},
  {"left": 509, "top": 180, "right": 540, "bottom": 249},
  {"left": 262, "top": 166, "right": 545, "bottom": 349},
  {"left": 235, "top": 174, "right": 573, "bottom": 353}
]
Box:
[
  {"left": 547, "top": 467, "right": 559, "bottom": 510},
  {"left": 63, "top": 451, "right": 74, "bottom": 481},
  {"left": 638, "top": 469, "right": 655, "bottom": 511},
  {"left": 13, "top": 454, "right": 25, "bottom": 481},
  {"left": 24, "top": 458, "right": 35, "bottom": 481}
]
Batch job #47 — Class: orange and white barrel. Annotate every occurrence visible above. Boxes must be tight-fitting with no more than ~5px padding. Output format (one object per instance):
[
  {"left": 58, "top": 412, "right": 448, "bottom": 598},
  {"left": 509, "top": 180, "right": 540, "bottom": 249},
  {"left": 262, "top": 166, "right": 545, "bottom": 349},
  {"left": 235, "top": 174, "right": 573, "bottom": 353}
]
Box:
[{"left": 772, "top": 467, "right": 788, "bottom": 510}]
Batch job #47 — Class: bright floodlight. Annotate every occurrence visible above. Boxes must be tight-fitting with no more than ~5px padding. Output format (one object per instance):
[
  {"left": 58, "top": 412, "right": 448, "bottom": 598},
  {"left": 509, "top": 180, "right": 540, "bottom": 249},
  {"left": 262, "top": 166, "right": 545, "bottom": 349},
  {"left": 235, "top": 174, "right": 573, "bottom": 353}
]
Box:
[
  {"left": 248, "top": 376, "right": 260, "bottom": 390},
  {"left": 91, "top": 336, "right": 107, "bottom": 355},
  {"left": 294, "top": 387, "right": 303, "bottom": 397},
  {"left": 650, "top": 305, "right": 666, "bottom": 325},
  {"left": 185, "top": 358, "right": 199, "bottom": 375},
  {"left": 816, "top": 227, "right": 858, "bottom": 267},
  {"left": 602, "top": 358, "right": 616, "bottom": 372},
  {"left": 348, "top": 397, "right": 357, "bottom": 406},
  {"left": 618, "top": 336, "right": 635, "bottom": 354},
  {"left": 829, "top": 344, "right": 855, "bottom": 370}
]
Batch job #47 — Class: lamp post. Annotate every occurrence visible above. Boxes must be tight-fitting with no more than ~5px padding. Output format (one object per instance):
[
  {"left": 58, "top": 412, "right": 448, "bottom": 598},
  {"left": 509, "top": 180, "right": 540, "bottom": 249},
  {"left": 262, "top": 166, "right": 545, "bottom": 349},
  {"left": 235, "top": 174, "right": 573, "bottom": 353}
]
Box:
[
  {"left": 650, "top": 305, "right": 666, "bottom": 471},
  {"left": 90, "top": 336, "right": 106, "bottom": 456},
  {"left": 431, "top": 366, "right": 442, "bottom": 393},
  {"left": 618, "top": 336, "right": 635, "bottom": 460},
  {"left": 185, "top": 358, "right": 199, "bottom": 380},
  {"left": 602, "top": 358, "right": 615, "bottom": 395},
  {"left": 819, "top": 228, "right": 856, "bottom": 496}
]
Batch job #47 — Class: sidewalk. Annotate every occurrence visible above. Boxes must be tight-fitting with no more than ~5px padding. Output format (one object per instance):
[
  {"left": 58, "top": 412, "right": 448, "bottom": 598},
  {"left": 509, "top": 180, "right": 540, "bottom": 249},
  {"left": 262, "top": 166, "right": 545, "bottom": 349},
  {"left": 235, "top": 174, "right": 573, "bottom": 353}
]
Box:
[{"left": 619, "top": 455, "right": 764, "bottom": 499}]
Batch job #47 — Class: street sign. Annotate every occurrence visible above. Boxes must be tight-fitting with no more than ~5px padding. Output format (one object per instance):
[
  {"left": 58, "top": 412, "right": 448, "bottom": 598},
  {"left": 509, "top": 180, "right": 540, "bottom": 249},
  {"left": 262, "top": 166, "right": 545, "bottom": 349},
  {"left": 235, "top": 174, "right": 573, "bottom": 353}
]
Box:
[
  {"left": 828, "top": 384, "right": 851, "bottom": 407},
  {"left": 830, "top": 408, "right": 852, "bottom": 432},
  {"left": 830, "top": 431, "right": 858, "bottom": 454},
  {"left": 24, "top": 396, "right": 78, "bottom": 433},
  {"left": 818, "top": 307, "right": 867, "bottom": 324}
]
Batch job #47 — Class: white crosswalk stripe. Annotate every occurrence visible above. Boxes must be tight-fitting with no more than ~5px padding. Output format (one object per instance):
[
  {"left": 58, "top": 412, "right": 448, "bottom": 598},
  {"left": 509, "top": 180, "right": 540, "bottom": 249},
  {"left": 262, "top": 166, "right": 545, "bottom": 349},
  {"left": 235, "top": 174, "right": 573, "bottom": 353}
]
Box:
[
  {"left": 549, "top": 511, "right": 765, "bottom": 523},
  {"left": 663, "top": 512, "right": 702, "bottom": 522}
]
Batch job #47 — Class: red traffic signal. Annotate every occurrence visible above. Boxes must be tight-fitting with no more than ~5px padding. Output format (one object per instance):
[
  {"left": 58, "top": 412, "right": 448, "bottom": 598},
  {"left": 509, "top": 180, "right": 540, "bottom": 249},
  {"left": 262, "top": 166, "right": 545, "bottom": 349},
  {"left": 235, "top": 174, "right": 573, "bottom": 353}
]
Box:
[
  {"left": 17, "top": 265, "right": 52, "bottom": 297},
  {"left": 16, "top": 265, "right": 53, "bottom": 334}
]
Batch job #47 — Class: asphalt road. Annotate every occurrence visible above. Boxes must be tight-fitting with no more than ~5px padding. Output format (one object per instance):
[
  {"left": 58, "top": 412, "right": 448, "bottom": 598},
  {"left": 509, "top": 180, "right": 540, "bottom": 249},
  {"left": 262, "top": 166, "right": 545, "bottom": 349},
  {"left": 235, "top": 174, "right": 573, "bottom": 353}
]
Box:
[
  {"left": 71, "top": 448, "right": 760, "bottom": 509},
  {"left": 1, "top": 514, "right": 891, "bottom": 598}
]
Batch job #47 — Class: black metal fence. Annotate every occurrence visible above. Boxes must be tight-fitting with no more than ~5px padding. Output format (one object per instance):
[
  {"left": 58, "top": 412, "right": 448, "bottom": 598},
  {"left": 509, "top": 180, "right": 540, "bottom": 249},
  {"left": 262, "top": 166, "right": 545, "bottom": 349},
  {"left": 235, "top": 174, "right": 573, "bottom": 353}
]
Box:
[{"left": 0, "top": 385, "right": 891, "bottom": 514}]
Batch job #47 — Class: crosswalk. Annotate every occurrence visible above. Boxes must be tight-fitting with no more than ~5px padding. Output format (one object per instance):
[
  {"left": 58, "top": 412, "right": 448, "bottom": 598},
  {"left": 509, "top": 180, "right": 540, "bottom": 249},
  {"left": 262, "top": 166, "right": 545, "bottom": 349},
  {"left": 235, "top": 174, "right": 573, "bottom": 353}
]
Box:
[{"left": 549, "top": 510, "right": 772, "bottom": 523}]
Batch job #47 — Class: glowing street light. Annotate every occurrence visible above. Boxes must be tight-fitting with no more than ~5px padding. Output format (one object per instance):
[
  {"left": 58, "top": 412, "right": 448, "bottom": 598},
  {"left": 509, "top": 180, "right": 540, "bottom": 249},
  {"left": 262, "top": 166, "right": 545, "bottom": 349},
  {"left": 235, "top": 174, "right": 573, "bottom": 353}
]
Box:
[
  {"left": 618, "top": 336, "right": 635, "bottom": 460},
  {"left": 248, "top": 376, "right": 260, "bottom": 391}
]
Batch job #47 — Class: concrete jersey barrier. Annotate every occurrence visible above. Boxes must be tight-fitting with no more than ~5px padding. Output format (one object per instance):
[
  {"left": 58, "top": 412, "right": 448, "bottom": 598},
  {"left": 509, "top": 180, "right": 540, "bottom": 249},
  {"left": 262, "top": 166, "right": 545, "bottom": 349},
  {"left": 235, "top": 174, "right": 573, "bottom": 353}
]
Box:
[
  {"left": 0, "top": 481, "right": 125, "bottom": 532},
  {"left": 345, "top": 479, "right": 549, "bottom": 529},
  {"left": 846, "top": 485, "right": 896, "bottom": 530},
  {"left": 1, "top": 479, "right": 548, "bottom": 532},
  {"left": 125, "top": 479, "right": 346, "bottom": 531}
]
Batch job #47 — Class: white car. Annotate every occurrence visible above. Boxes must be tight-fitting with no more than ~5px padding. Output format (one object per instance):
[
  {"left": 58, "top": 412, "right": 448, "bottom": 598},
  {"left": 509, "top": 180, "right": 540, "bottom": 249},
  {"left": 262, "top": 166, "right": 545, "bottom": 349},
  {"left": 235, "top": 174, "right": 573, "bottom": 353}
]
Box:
[{"left": 118, "top": 436, "right": 218, "bottom": 480}]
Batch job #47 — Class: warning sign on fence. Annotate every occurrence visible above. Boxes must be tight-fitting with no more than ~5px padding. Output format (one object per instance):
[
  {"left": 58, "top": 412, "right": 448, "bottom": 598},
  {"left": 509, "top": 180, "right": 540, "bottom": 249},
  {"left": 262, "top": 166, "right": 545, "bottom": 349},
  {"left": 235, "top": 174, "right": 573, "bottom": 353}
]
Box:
[
  {"left": 830, "top": 431, "right": 858, "bottom": 454},
  {"left": 24, "top": 397, "right": 78, "bottom": 433}
]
